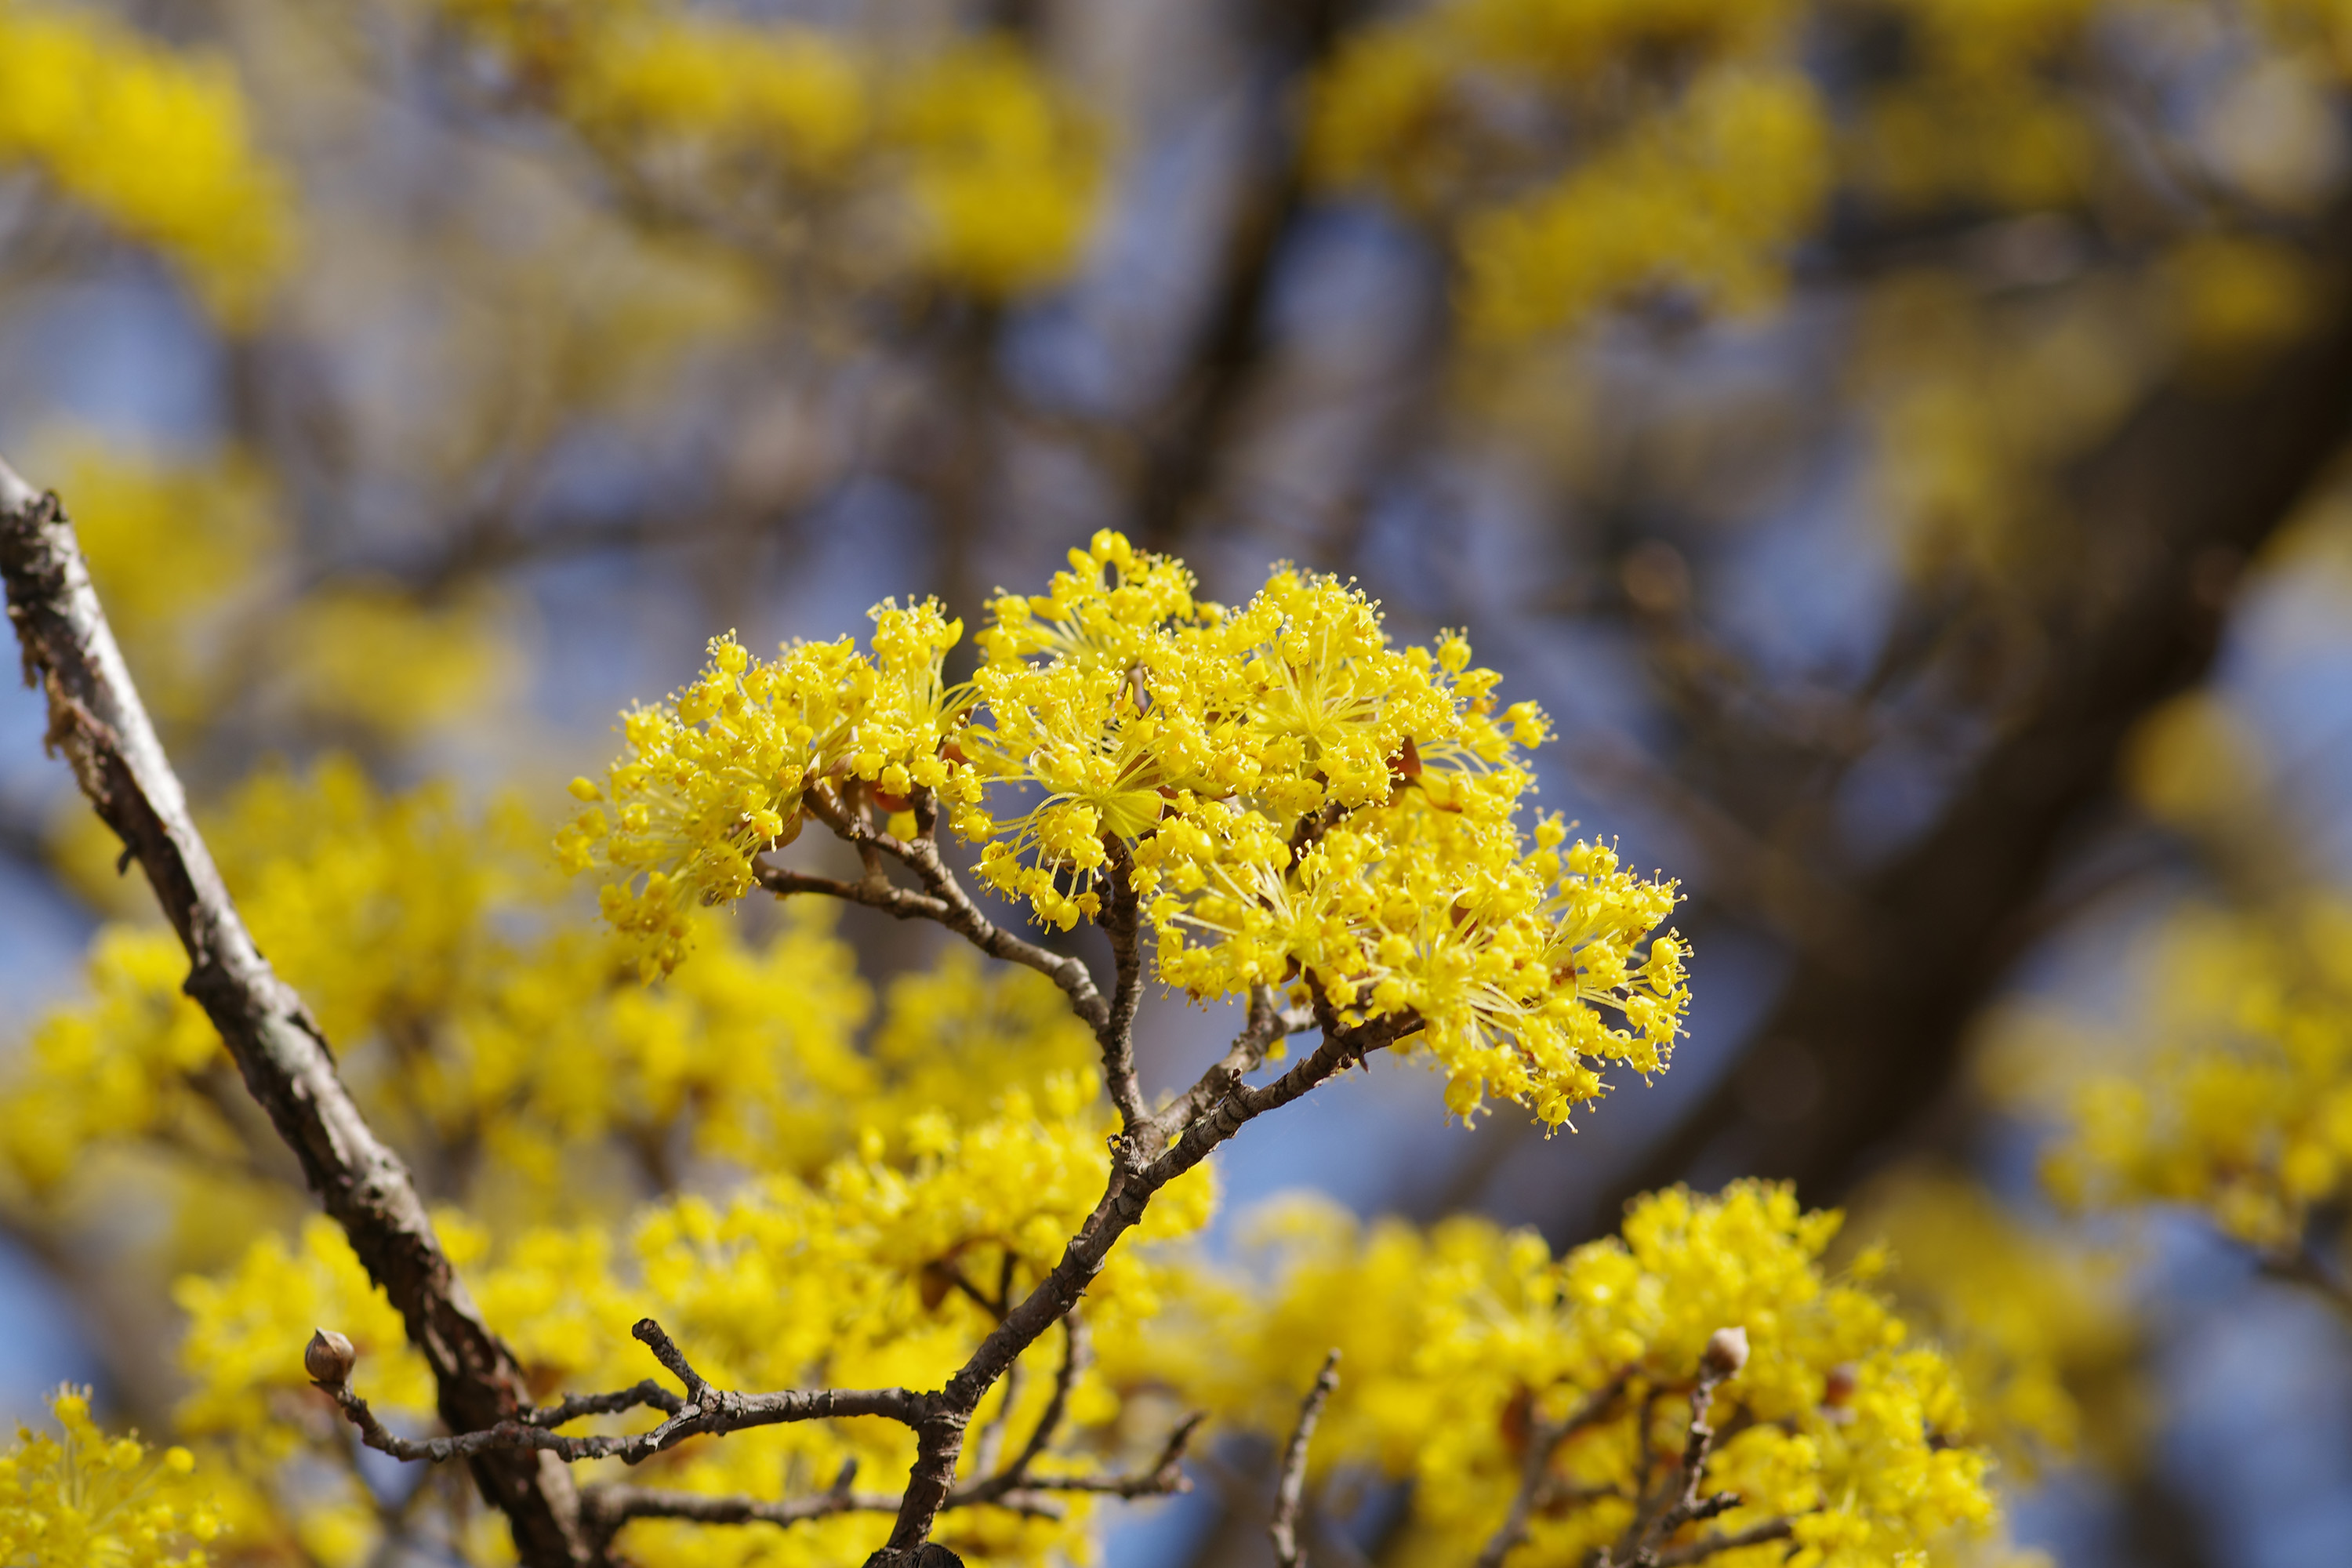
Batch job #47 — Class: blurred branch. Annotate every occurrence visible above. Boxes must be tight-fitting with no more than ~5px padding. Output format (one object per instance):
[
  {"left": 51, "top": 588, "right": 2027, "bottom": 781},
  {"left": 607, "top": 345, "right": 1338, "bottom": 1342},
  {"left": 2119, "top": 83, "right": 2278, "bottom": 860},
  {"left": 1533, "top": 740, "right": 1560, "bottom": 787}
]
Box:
[
  {"left": 1592, "top": 230, "right": 2352, "bottom": 1215},
  {"left": 2258, "top": 1242, "right": 2352, "bottom": 1323},
  {"left": 0, "top": 458, "right": 600, "bottom": 1568},
  {"left": 1270, "top": 1348, "right": 1342, "bottom": 1568},
  {"left": 1473, "top": 1367, "right": 1634, "bottom": 1568},
  {"left": 1134, "top": 0, "right": 1360, "bottom": 552}
]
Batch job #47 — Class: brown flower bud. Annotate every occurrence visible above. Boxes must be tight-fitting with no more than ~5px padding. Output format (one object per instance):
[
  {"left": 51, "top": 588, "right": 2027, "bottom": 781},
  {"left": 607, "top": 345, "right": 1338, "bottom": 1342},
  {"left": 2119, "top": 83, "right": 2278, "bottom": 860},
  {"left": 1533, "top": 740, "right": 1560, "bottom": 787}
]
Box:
[
  {"left": 1700, "top": 1326, "right": 1749, "bottom": 1380},
  {"left": 1822, "top": 1361, "right": 1858, "bottom": 1407},
  {"left": 306, "top": 1327, "right": 358, "bottom": 1387}
]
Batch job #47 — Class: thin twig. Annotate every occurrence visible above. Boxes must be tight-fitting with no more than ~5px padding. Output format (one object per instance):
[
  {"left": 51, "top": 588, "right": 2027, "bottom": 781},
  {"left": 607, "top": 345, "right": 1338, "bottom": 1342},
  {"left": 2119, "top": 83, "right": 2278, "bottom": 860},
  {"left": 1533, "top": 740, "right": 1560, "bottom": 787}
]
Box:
[
  {"left": 1145, "top": 984, "right": 1318, "bottom": 1157},
  {"left": 1649, "top": 1517, "right": 1798, "bottom": 1567},
  {"left": 779, "top": 784, "right": 1112, "bottom": 1033},
  {"left": 2259, "top": 1243, "right": 2352, "bottom": 1323},
  {"left": 1472, "top": 1367, "right": 1635, "bottom": 1568},
  {"left": 1608, "top": 1338, "right": 1747, "bottom": 1568},
  {"left": 1270, "top": 1348, "right": 1341, "bottom": 1568},
  {"left": 315, "top": 1316, "right": 923, "bottom": 1467},
  {"left": 520, "top": 1381, "right": 684, "bottom": 1428}
]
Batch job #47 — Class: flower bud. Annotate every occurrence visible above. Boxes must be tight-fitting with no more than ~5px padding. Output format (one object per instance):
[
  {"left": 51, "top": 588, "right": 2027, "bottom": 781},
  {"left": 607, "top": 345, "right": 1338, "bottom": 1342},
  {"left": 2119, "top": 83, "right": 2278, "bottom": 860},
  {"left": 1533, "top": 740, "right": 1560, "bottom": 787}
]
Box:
[
  {"left": 1700, "top": 1326, "right": 1749, "bottom": 1380},
  {"left": 1822, "top": 1361, "right": 1857, "bottom": 1407},
  {"left": 305, "top": 1327, "right": 358, "bottom": 1387}
]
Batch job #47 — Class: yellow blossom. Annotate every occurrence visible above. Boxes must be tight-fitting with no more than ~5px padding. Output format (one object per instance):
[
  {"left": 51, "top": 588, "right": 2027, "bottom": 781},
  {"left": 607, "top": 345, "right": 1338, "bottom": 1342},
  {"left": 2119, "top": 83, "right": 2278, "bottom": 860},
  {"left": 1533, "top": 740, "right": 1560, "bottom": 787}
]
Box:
[{"left": 0, "top": 1388, "right": 216, "bottom": 1567}]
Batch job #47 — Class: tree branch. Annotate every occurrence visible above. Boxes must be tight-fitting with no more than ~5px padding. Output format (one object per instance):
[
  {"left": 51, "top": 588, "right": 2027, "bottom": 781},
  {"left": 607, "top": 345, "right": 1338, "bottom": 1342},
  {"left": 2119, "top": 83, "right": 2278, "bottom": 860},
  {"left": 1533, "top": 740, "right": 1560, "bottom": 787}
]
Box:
[
  {"left": 770, "top": 784, "right": 1112, "bottom": 1036},
  {"left": 1095, "top": 835, "right": 1151, "bottom": 1133},
  {"left": 953, "top": 1315, "right": 1090, "bottom": 1507},
  {"left": 0, "top": 459, "right": 599, "bottom": 1566},
  {"left": 871, "top": 1011, "right": 1409, "bottom": 1560},
  {"left": 1472, "top": 1367, "right": 1635, "bottom": 1568},
  {"left": 1608, "top": 1334, "right": 1747, "bottom": 1568},
  {"left": 2258, "top": 1242, "right": 2352, "bottom": 1323},
  {"left": 1648, "top": 1518, "right": 1798, "bottom": 1567},
  {"left": 315, "top": 1316, "right": 923, "bottom": 1466},
  {"left": 1145, "top": 984, "right": 1318, "bottom": 1158},
  {"left": 1269, "top": 1348, "right": 1341, "bottom": 1568}
]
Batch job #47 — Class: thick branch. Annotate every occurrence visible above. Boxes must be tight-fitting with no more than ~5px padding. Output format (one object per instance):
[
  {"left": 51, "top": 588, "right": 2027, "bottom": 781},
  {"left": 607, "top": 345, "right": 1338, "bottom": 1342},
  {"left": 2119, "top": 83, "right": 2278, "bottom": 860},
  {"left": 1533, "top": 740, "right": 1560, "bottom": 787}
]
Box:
[
  {"left": 1146, "top": 985, "right": 1318, "bottom": 1157},
  {"left": 1095, "top": 836, "right": 1151, "bottom": 1132},
  {"left": 0, "top": 461, "right": 596, "bottom": 1566},
  {"left": 1269, "top": 1348, "right": 1341, "bottom": 1568},
  {"left": 1595, "top": 265, "right": 2352, "bottom": 1214},
  {"left": 953, "top": 1316, "right": 1090, "bottom": 1507},
  {"left": 2258, "top": 1243, "right": 2352, "bottom": 1323}
]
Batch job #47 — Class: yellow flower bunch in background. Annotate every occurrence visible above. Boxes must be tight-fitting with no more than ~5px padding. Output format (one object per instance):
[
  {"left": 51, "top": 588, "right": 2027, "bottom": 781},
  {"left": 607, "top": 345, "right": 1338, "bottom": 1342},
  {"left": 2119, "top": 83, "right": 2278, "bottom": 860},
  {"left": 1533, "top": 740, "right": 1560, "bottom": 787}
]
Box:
[
  {"left": 572, "top": 532, "right": 1686, "bottom": 1128},
  {"left": 1305, "top": 0, "right": 1824, "bottom": 342},
  {"left": 0, "top": 1389, "right": 215, "bottom": 1567},
  {"left": 2045, "top": 897, "right": 2352, "bottom": 1252},
  {"left": 432, "top": 1, "right": 1102, "bottom": 298},
  {"left": 1842, "top": 1173, "right": 2140, "bottom": 1476},
  {"left": 1152, "top": 1181, "right": 1998, "bottom": 1568},
  {"left": 0, "top": 2, "right": 290, "bottom": 323}
]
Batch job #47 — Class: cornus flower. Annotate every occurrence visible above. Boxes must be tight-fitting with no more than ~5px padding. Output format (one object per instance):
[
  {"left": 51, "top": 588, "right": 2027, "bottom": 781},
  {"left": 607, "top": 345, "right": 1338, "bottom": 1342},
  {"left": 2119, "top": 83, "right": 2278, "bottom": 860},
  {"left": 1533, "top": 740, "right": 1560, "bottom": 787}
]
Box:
[
  {"left": 559, "top": 603, "right": 965, "bottom": 978},
  {"left": 0, "top": 1388, "right": 216, "bottom": 1567},
  {"left": 1152, "top": 1181, "right": 2002, "bottom": 1568},
  {"left": 572, "top": 531, "right": 1686, "bottom": 1129}
]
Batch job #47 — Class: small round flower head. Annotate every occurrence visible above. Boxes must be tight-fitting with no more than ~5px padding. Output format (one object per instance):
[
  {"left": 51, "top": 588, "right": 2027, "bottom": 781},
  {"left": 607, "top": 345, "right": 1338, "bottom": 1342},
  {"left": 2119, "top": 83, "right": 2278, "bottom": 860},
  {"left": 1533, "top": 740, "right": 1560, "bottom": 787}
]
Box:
[{"left": 561, "top": 607, "right": 968, "bottom": 976}]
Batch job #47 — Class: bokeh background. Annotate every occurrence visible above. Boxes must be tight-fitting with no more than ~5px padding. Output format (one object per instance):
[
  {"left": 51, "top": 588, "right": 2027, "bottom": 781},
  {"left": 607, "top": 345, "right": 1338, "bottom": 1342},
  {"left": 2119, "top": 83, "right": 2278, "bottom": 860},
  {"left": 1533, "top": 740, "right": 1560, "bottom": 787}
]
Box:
[{"left": 8, "top": 2, "right": 2352, "bottom": 1565}]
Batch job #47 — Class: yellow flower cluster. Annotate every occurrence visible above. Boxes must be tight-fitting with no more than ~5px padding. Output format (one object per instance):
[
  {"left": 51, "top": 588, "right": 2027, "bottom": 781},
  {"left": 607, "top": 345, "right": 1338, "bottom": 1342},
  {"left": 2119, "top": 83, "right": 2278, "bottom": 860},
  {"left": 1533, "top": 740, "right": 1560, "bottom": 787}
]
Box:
[
  {"left": 573, "top": 532, "right": 1686, "bottom": 1128},
  {"left": 2045, "top": 897, "right": 2352, "bottom": 1250},
  {"left": 1458, "top": 69, "right": 1830, "bottom": 343},
  {"left": 559, "top": 601, "right": 961, "bottom": 976},
  {"left": 1852, "top": 273, "right": 2149, "bottom": 586},
  {"left": 5, "top": 755, "right": 1109, "bottom": 1227},
  {"left": 890, "top": 38, "right": 1103, "bottom": 298},
  {"left": 1305, "top": 0, "right": 1824, "bottom": 342},
  {"left": 0, "top": 1389, "right": 214, "bottom": 1567},
  {"left": 434, "top": 2, "right": 1101, "bottom": 298},
  {"left": 0, "top": 924, "right": 225, "bottom": 1196},
  {"left": 176, "top": 1074, "right": 1210, "bottom": 1567},
  {"left": 1850, "top": 0, "right": 2103, "bottom": 213},
  {"left": 1843, "top": 1174, "right": 2137, "bottom": 1475},
  {"left": 0, "top": 2, "right": 289, "bottom": 323},
  {"left": 1156, "top": 1181, "right": 1998, "bottom": 1568},
  {"left": 30, "top": 437, "right": 278, "bottom": 731}
]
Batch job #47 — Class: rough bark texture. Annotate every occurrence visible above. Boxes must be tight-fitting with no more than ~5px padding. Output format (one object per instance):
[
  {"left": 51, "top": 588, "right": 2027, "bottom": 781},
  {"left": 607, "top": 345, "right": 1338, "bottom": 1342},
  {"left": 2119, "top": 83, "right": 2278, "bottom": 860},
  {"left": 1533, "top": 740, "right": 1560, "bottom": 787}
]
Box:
[
  {"left": 1597, "top": 288, "right": 2352, "bottom": 1216},
  {"left": 0, "top": 463, "right": 596, "bottom": 1568}
]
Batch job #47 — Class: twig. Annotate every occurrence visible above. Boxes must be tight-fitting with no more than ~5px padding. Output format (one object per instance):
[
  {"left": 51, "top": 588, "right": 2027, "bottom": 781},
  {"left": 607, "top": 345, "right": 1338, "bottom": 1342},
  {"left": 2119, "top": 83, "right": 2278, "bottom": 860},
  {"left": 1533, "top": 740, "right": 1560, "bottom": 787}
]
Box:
[
  {"left": 315, "top": 1316, "right": 923, "bottom": 1466},
  {"left": 1649, "top": 1517, "right": 1798, "bottom": 1567},
  {"left": 956, "top": 1316, "right": 1090, "bottom": 1506},
  {"left": 2258, "top": 1243, "right": 2352, "bottom": 1323},
  {"left": 1472, "top": 1367, "right": 1635, "bottom": 1568},
  {"left": 1609, "top": 1333, "right": 1748, "bottom": 1568},
  {"left": 777, "top": 784, "right": 1112, "bottom": 1035},
  {"left": 1270, "top": 1348, "right": 1341, "bottom": 1568},
  {"left": 0, "top": 459, "right": 596, "bottom": 1564},
  {"left": 1144, "top": 984, "right": 1318, "bottom": 1158},
  {"left": 520, "top": 1381, "right": 684, "bottom": 1428}
]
